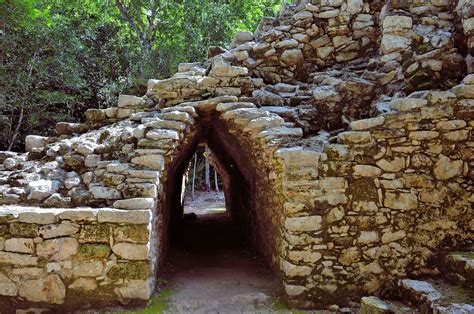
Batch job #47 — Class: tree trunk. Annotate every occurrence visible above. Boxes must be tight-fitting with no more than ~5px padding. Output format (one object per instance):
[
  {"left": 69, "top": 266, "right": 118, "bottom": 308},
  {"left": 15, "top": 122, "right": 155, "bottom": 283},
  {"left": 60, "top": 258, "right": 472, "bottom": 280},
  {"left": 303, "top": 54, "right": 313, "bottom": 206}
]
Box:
[
  {"left": 214, "top": 169, "right": 219, "bottom": 192},
  {"left": 192, "top": 153, "right": 197, "bottom": 199},
  {"left": 7, "top": 106, "right": 24, "bottom": 151},
  {"left": 205, "top": 156, "right": 211, "bottom": 192}
]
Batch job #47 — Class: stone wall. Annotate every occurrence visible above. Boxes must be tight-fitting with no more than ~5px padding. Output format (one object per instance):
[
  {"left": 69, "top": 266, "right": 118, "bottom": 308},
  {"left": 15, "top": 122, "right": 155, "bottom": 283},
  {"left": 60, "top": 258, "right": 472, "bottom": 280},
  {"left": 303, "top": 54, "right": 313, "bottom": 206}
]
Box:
[
  {"left": 0, "top": 0, "right": 473, "bottom": 311},
  {"left": 0, "top": 206, "right": 154, "bottom": 312},
  {"left": 278, "top": 77, "right": 473, "bottom": 308}
]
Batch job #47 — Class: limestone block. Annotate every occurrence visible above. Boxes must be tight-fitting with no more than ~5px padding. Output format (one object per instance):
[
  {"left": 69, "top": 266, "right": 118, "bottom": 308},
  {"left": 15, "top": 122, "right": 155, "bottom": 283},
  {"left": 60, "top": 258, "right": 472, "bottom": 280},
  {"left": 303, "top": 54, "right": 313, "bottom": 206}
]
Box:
[
  {"left": 281, "top": 49, "right": 304, "bottom": 65},
  {"left": 337, "top": 131, "right": 372, "bottom": 144},
  {"left": 353, "top": 165, "right": 382, "bottom": 177},
  {"left": 27, "top": 180, "right": 61, "bottom": 201},
  {"left": 18, "top": 274, "right": 66, "bottom": 304},
  {"left": 433, "top": 155, "right": 463, "bottom": 180},
  {"left": 318, "top": 9, "right": 340, "bottom": 18},
  {"left": 0, "top": 252, "right": 38, "bottom": 266},
  {"left": 128, "top": 170, "right": 160, "bottom": 180},
  {"left": 317, "top": 46, "right": 335, "bottom": 59},
  {"left": 160, "top": 111, "right": 192, "bottom": 123},
  {"left": 56, "top": 122, "right": 89, "bottom": 135},
  {"left": 0, "top": 272, "right": 18, "bottom": 296},
  {"left": 38, "top": 223, "right": 79, "bottom": 239},
  {"left": 360, "top": 296, "right": 391, "bottom": 313},
  {"left": 326, "top": 207, "right": 345, "bottom": 223},
  {"left": 436, "top": 120, "right": 467, "bottom": 130},
  {"left": 293, "top": 10, "right": 313, "bottom": 20},
  {"left": 146, "top": 129, "right": 180, "bottom": 141},
  {"left": 375, "top": 156, "right": 405, "bottom": 172},
  {"left": 381, "top": 35, "right": 411, "bottom": 54},
  {"left": 383, "top": 16, "right": 413, "bottom": 33},
  {"left": 37, "top": 238, "right": 79, "bottom": 261},
  {"left": 408, "top": 131, "right": 439, "bottom": 141},
  {"left": 442, "top": 130, "right": 470, "bottom": 141},
  {"left": 97, "top": 209, "right": 151, "bottom": 224},
  {"left": 381, "top": 230, "right": 406, "bottom": 244},
  {"left": 350, "top": 116, "right": 385, "bottom": 131},
  {"left": 275, "top": 39, "right": 299, "bottom": 49},
  {"left": 313, "top": 85, "right": 340, "bottom": 102},
  {"left": 89, "top": 186, "right": 122, "bottom": 200},
  {"left": 118, "top": 95, "right": 145, "bottom": 108},
  {"left": 285, "top": 216, "right": 322, "bottom": 232},
  {"left": 4, "top": 238, "right": 35, "bottom": 254},
  {"left": 347, "top": 0, "right": 363, "bottom": 14},
  {"left": 209, "top": 65, "right": 248, "bottom": 77},
  {"left": 113, "top": 225, "right": 149, "bottom": 244},
  {"left": 18, "top": 212, "right": 56, "bottom": 225},
  {"left": 384, "top": 192, "right": 418, "bottom": 210},
  {"left": 72, "top": 261, "right": 103, "bottom": 277},
  {"left": 59, "top": 210, "right": 96, "bottom": 222},
  {"left": 113, "top": 198, "right": 154, "bottom": 210},
  {"left": 390, "top": 98, "right": 427, "bottom": 111},
  {"left": 25, "top": 135, "right": 48, "bottom": 152},
  {"left": 115, "top": 280, "right": 152, "bottom": 300},
  {"left": 463, "top": 17, "right": 474, "bottom": 35},
  {"left": 281, "top": 260, "right": 313, "bottom": 277},
  {"left": 358, "top": 231, "right": 379, "bottom": 244},
  {"left": 216, "top": 102, "right": 256, "bottom": 113},
  {"left": 288, "top": 250, "right": 322, "bottom": 264},
  {"left": 285, "top": 285, "right": 306, "bottom": 296},
  {"left": 452, "top": 84, "right": 474, "bottom": 98},
  {"left": 112, "top": 243, "right": 148, "bottom": 260},
  {"left": 215, "top": 87, "right": 241, "bottom": 96},
  {"left": 339, "top": 248, "right": 360, "bottom": 265},
  {"left": 131, "top": 155, "right": 165, "bottom": 171},
  {"left": 107, "top": 163, "right": 130, "bottom": 173},
  {"left": 69, "top": 278, "right": 98, "bottom": 291}
]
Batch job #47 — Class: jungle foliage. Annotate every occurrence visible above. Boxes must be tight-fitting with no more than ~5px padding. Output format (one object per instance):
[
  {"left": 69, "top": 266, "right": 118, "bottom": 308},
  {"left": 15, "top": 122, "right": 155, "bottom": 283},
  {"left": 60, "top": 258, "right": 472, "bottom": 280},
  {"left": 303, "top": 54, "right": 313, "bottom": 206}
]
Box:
[{"left": 0, "top": 0, "right": 288, "bottom": 151}]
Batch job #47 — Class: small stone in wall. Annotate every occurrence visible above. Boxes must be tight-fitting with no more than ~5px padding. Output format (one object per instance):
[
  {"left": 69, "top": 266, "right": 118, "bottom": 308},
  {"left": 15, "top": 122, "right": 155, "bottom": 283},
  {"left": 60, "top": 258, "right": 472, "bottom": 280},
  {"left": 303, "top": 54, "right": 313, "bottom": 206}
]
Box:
[
  {"left": 112, "top": 243, "right": 148, "bottom": 260},
  {"left": 37, "top": 238, "right": 79, "bottom": 261},
  {"left": 69, "top": 278, "right": 98, "bottom": 291},
  {"left": 433, "top": 155, "right": 463, "bottom": 180},
  {"left": 0, "top": 272, "right": 18, "bottom": 296},
  {"left": 18, "top": 274, "right": 65, "bottom": 304},
  {"left": 4, "top": 238, "right": 35, "bottom": 254},
  {"left": 115, "top": 280, "right": 152, "bottom": 300},
  {"left": 281, "top": 49, "right": 304, "bottom": 65},
  {"left": 381, "top": 230, "right": 406, "bottom": 244},
  {"left": 384, "top": 192, "right": 418, "bottom": 210},
  {"left": 38, "top": 223, "right": 79, "bottom": 239}
]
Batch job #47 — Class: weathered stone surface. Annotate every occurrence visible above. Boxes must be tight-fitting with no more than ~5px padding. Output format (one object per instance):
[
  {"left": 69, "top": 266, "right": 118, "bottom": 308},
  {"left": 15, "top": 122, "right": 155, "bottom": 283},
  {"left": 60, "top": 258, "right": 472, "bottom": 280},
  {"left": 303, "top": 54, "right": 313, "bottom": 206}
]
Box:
[
  {"left": 112, "top": 243, "right": 148, "bottom": 260},
  {"left": 131, "top": 155, "right": 165, "bottom": 171},
  {"left": 18, "top": 274, "right": 65, "bottom": 304},
  {"left": 0, "top": 252, "right": 38, "bottom": 266},
  {"left": 384, "top": 192, "right": 418, "bottom": 210},
  {"left": 38, "top": 223, "right": 79, "bottom": 239},
  {"left": 69, "top": 278, "right": 98, "bottom": 291},
  {"left": 25, "top": 135, "right": 48, "bottom": 152},
  {"left": 0, "top": 272, "right": 18, "bottom": 296},
  {"left": 4, "top": 238, "right": 35, "bottom": 254},
  {"left": 115, "top": 280, "right": 151, "bottom": 300},
  {"left": 285, "top": 216, "right": 322, "bottom": 232},
  {"left": 113, "top": 198, "right": 154, "bottom": 210},
  {"left": 433, "top": 155, "right": 463, "bottom": 180},
  {"left": 28, "top": 180, "right": 61, "bottom": 201},
  {"left": 36, "top": 238, "right": 79, "bottom": 261},
  {"left": 360, "top": 296, "right": 391, "bottom": 313},
  {"left": 97, "top": 210, "right": 151, "bottom": 224}
]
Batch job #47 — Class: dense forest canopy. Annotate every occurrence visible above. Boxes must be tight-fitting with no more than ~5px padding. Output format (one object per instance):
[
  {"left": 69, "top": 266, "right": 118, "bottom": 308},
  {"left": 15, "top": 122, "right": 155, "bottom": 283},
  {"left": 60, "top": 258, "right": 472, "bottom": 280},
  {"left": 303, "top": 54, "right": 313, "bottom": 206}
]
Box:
[{"left": 0, "top": 0, "right": 288, "bottom": 151}]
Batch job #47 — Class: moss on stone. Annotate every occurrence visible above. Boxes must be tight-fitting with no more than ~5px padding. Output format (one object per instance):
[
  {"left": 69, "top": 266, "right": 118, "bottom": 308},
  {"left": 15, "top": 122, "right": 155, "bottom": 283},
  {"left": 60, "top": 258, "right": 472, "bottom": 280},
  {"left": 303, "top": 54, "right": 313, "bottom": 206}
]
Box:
[
  {"left": 114, "top": 225, "right": 149, "bottom": 244},
  {"left": 77, "top": 244, "right": 111, "bottom": 260},
  {"left": 107, "top": 261, "right": 150, "bottom": 280},
  {"left": 0, "top": 214, "right": 15, "bottom": 224},
  {"left": 80, "top": 224, "right": 110, "bottom": 243},
  {"left": 9, "top": 223, "right": 38, "bottom": 237}
]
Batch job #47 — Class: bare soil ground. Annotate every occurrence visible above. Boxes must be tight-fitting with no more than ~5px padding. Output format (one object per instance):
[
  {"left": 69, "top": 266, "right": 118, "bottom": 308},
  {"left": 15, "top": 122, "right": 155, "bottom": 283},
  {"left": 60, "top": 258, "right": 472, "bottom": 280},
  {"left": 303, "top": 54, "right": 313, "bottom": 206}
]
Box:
[{"left": 158, "top": 191, "right": 284, "bottom": 313}]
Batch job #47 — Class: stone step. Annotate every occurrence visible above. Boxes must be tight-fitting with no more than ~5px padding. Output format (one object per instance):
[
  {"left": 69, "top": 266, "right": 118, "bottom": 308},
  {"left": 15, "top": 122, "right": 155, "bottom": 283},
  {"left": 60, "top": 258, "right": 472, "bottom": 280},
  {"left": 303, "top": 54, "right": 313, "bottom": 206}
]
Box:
[
  {"left": 442, "top": 251, "right": 474, "bottom": 288},
  {"left": 361, "top": 278, "right": 474, "bottom": 314}
]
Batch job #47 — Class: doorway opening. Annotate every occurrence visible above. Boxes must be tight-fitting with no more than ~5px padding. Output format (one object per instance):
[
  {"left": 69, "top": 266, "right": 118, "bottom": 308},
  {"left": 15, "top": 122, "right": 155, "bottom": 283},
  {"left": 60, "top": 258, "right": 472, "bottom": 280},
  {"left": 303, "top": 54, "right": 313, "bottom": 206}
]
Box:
[{"left": 155, "top": 116, "right": 282, "bottom": 311}]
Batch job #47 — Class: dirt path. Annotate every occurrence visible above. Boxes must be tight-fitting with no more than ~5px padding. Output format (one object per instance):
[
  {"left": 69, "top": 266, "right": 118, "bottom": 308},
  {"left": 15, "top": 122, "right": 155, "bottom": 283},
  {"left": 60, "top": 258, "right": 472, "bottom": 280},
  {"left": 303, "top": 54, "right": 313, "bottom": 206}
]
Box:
[{"left": 157, "top": 191, "right": 283, "bottom": 312}]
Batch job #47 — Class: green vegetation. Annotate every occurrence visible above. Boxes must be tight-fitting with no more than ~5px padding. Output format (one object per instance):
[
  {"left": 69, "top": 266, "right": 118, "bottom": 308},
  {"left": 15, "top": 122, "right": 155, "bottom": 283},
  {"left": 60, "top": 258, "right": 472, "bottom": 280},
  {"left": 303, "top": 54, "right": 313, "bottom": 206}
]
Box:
[
  {"left": 1, "top": 0, "right": 290, "bottom": 151},
  {"left": 121, "top": 288, "right": 174, "bottom": 314}
]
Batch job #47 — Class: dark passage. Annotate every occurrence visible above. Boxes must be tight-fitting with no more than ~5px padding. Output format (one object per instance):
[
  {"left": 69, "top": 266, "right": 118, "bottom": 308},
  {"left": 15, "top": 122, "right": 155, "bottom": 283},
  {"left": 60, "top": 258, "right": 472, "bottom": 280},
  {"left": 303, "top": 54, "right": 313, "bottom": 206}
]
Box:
[{"left": 160, "top": 192, "right": 280, "bottom": 312}]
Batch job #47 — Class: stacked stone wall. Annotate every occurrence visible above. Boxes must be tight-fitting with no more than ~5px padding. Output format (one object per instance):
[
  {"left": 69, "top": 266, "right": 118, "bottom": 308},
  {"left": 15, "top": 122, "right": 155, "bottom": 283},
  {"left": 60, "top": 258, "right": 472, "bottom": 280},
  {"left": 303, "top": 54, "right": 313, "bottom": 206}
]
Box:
[
  {"left": 277, "top": 77, "right": 473, "bottom": 307},
  {"left": 0, "top": 207, "right": 154, "bottom": 311}
]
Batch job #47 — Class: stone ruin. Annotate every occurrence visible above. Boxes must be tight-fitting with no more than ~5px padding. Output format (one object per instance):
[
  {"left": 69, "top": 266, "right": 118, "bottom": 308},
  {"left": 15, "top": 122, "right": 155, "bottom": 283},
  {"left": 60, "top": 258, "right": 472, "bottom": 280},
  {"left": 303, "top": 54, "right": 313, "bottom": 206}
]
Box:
[{"left": 0, "top": 0, "right": 473, "bottom": 311}]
